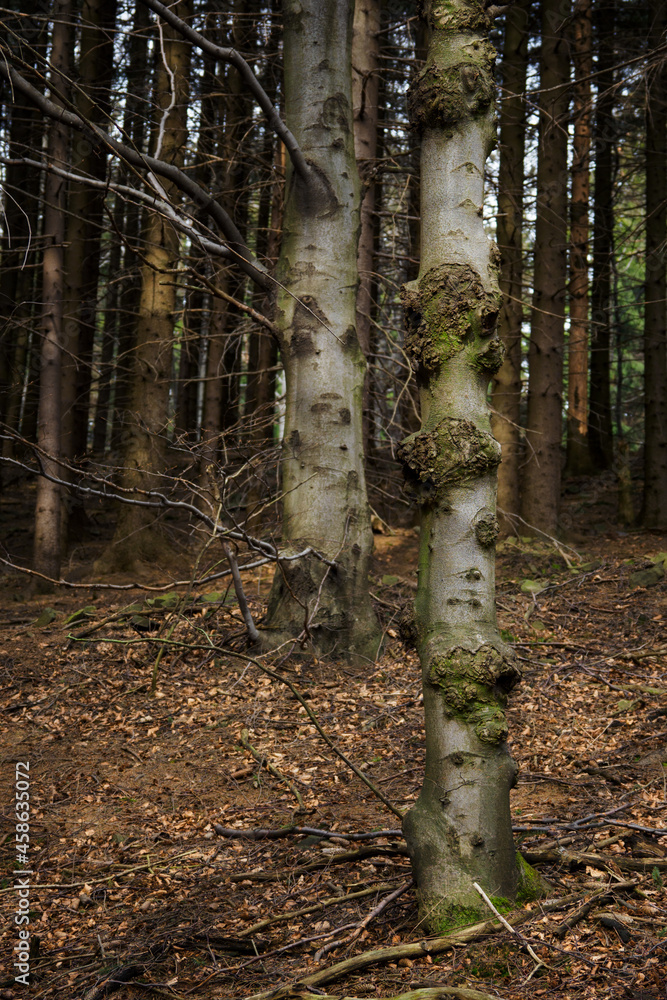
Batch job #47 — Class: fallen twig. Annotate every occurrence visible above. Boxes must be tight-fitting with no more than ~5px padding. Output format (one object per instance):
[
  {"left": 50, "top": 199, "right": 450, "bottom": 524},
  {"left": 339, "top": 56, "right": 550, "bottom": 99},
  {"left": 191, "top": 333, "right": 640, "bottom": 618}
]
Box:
[
  {"left": 315, "top": 880, "right": 412, "bottom": 960},
  {"left": 237, "top": 883, "right": 401, "bottom": 938},
  {"left": 212, "top": 825, "right": 402, "bottom": 842},
  {"left": 244, "top": 915, "right": 525, "bottom": 1000},
  {"left": 473, "top": 881, "right": 546, "bottom": 976},
  {"left": 296, "top": 990, "right": 498, "bottom": 1000},
  {"left": 523, "top": 848, "right": 667, "bottom": 872},
  {"left": 239, "top": 728, "right": 304, "bottom": 811}
]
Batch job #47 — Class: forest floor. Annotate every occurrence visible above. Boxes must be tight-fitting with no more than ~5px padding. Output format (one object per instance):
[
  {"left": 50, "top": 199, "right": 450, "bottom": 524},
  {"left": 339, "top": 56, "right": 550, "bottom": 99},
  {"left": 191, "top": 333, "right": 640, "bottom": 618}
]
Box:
[{"left": 1, "top": 470, "right": 666, "bottom": 1000}]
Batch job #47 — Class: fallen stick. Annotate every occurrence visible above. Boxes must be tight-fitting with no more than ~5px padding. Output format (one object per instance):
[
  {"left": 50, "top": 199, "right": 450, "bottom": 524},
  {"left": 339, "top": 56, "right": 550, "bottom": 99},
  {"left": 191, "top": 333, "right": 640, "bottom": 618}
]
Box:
[
  {"left": 212, "top": 825, "right": 402, "bottom": 842},
  {"left": 473, "top": 882, "right": 545, "bottom": 973},
  {"left": 298, "top": 990, "right": 498, "bottom": 1000},
  {"left": 237, "top": 883, "right": 401, "bottom": 938},
  {"left": 523, "top": 848, "right": 667, "bottom": 872},
  {"left": 242, "top": 890, "right": 624, "bottom": 1000},
  {"left": 244, "top": 916, "right": 517, "bottom": 1000},
  {"left": 239, "top": 728, "right": 304, "bottom": 811},
  {"left": 315, "top": 881, "right": 412, "bottom": 961}
]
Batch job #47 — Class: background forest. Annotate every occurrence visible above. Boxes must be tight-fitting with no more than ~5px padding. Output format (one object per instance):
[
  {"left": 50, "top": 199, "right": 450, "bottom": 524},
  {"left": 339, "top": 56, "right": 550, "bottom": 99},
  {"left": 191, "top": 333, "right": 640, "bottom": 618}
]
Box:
[
  {"left": 1, "top": 1, "right": 667, "bottom": 999},
  {"left": 0, "top": 0, "right": 665, "bottom": 585}
]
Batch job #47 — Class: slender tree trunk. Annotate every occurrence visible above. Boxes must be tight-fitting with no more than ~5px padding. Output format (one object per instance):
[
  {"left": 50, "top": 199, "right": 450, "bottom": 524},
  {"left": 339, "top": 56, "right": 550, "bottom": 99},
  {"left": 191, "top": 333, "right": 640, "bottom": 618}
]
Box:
[
  {"left": 643, "top": 0, "right": 667, "bottom": 528},
  {"left": 97, "top": 0, "right": 190, "bottom": 572},
  {"left": 588, "top": 0, "right": 615, "bottom": 470},
  {"left": 491, "top": 0, "right": 529, "bottom": 532},
  {"left": 245, "top": 130, "right": 283, "bottom": 528},
  {"left": 521, "top": 0, "right": 570, "bottom": 535},
  {"left": 353, "top": 0, "right": 381, "bottom": 456},
  {"left": 199, "top": 264, "right": 230, "bottom": 473},
  {"left": 565, "top": 0, "right": 593, "bottom": 476},
  {"left": 33, "top": 0, "right": 71, "bottom": 586},
  {"left": 263, "top": 0, "right": 380, "bottom": 661},
  {"left": 399, "top": 0, "right": 521, "bottom": 930},
  {"left": 0, "top": 1, "right": 45, "bottom": 469},
  {"left": 109, "top": 2, "right": 152, "bottom": 453},
  {"left": 61, "top": 0, "right": 116, "bottom": 465}
]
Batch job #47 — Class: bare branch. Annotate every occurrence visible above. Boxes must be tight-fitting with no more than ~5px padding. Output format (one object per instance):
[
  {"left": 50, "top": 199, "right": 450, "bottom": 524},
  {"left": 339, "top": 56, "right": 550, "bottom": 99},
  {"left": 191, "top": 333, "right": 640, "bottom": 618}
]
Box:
[
  {"left": 0, "top": 155, "right": 234, "bottom": 262},
  {"left": 0, "top": 58, "right": 271, "bottom": 290},
  {"left": 138, "top": 0, "right": 311, "bottom": 181}
]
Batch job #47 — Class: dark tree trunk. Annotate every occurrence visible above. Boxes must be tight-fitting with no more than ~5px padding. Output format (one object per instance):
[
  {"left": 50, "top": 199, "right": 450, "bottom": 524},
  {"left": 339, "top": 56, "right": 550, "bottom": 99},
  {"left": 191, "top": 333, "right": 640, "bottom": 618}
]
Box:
[
  {"left": 588, "top": 0, "right": 615, "bottom": 471},
  {"left": 643, "top": 0, "right": 667, "bottom": 528},
  {"left": 491, "top": 0, "right": 529, "bottom": 532},
  {"left": 565, "top": 0, "right": 593, "bottom": 476},
  {"left": 353, "top": 0, "right": 381, "bottom": 456},
  {"left": 521, "top": 0, "right": 570, "bottom": 536},
  {"left": 33, "top": 0, "right": 71, "bottom": 586}
]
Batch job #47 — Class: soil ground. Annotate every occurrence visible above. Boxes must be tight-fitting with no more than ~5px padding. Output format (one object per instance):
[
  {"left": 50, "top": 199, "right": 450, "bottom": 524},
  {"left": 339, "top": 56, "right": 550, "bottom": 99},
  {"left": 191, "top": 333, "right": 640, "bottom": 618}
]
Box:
[{"left": 1, "top": 470, "right": 666, "bottom": 1000}]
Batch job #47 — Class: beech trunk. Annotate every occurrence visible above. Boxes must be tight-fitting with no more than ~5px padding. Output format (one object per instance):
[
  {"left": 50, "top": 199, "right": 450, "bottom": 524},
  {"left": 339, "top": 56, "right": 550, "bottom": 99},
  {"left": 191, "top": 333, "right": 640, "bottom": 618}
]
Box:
[
  {"left": 400, "top": 0, "right": 521, "bottom": 930},
  {"left": 263, "top": 0, "right": 380, "bottom": 661}
]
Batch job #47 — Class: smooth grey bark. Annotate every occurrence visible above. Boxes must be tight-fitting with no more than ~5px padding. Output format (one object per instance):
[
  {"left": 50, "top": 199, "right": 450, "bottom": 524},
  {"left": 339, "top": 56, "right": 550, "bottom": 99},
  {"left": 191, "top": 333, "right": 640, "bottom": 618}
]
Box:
[
  {"left": 491, "top": 0, "right": 529, "bottom": 533},
  {"left": 263, "top": 0, "right": 381, "bottom": 661},
  {"left": 399, "top": 0, "right": 521, "bottom": 930},
  {"left": 521, "top": 0, "right": 570, "bottom": 535}
]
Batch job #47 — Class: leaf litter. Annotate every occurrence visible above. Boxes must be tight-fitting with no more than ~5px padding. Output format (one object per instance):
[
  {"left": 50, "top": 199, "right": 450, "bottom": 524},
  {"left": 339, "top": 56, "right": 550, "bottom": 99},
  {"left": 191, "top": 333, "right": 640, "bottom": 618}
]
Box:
[{"left": 0, "top": 504, "right": 666, "bottom": 1000}]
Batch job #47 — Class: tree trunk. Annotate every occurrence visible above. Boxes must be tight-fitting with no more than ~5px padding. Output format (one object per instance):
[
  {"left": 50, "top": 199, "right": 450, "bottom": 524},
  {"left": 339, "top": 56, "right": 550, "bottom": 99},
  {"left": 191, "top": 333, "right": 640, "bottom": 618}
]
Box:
[
  {"left": 0, "top": 1, "right": 45, "bottom": 470},
  {"left": 61, "top": 0, "right": 116, "bottom": 465},
  {"left": 353, "top": 0, "right": 381, "bottom": 456},
  {"left": 565, "top": 0, "right": 593, "bottom": 477},
  {"left": 109, "top": 2, "right": 152, "bottom": 453},
  {"left": 491, "top": 0, "right": 529, "bottom": 533},
  {"left": 399, "top": 0, "right": 521, "bottom": 930},
  {"left": 521, "top": 0, "right": 570, "bottom": 536},
  {"left": 263, "top": 0, "right": 380, "bottom": 661},
  {"left": 97, "top": 0, "right": 190, "bottom": 572},
  {"left": 643, "top": 0, "right": 667, "bottom": 528},
  {"left": 33, "top": 0, "right": 71, "bottom": 586},
  {"left": 588, "top": 1, "right": 615, "bottom": 471}
]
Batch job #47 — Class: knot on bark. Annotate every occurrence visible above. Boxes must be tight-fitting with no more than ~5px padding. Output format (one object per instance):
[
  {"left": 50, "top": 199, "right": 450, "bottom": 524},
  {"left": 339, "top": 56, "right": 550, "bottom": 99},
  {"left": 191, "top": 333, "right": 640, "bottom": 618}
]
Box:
[
  {"left": 398, "top": 418, "right": 501, "bottom": 505},
  {"left": 421, "top": 0, "right": 492, "bottom": 34},
  {"left": 408, "top": 43, "right": 495, "bottom": 133},
  {"left": 474, "top": 508, "right": 499, "bottom": 548},
  {"left": 401, "top": 263, "right": 501, "bottom": 373},
  {"left": 427, "top": 644, "right": 521, "bottom": 742}
]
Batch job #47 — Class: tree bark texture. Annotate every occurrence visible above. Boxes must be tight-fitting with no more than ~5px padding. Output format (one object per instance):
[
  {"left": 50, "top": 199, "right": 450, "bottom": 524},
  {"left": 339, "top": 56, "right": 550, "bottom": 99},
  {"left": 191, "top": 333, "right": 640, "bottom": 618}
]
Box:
[
  {"left": 0, "top": 1, "right": 45, "bottom": 465},
  {"left": 643, "top": 0, "right": 667, "bottom": 528},
  {"left": 565, "top": 0, "right": 593, "bottom": 476},
  {"left": 32, "top": 0, "right": 71, "bottom": 585},
  {"left": 99, "top": 1, "right": 190, "bottom": 571},
  {"left": 264, "top": 0, "right": 381, "bottom": 661},
  {"left": 490, "top": 0, "right": 529, "bottom": 533},
  {"left": 61, "top": 0, "right": 117, "bottom": 465},
  {"left": 399, "top": 0, "right": 521, "bottom": 931},
  {"left": 353, "top": 0, "right": 381, "bottom": 455},
  {"left": 588, "top": 0, "right": 615, "bottom": 471},
  {"left": 521, "top": 0, "right": 570, "bottom": 536}
]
